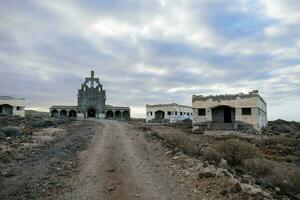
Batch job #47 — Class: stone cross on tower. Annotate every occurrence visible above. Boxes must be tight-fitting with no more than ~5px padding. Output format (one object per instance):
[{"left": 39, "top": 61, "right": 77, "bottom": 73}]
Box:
[{"left": 86, "top": 70, "right": 96, "bottom": 88}]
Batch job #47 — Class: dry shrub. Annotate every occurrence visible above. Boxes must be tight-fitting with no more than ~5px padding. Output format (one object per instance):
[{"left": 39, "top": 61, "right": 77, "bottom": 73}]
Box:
[
  {"left": 200, "top": 146, "right": 222, "bottom": 163},
  {"left": 218, "top": 139, "right": 261, "bottom": 166},
  {"left": 243, "top": 158, "right": 273, "bottom": 176},
  {"left": 162, "top": 131, "right": 200, "bottom": 155},
  {"left": 244, "top": 158, "right": 300, "bottom": 194},
  {"left": 0, "top": 127, "right": 21, "bottom": 137},
  {"left": 267, "top": 163, "right": 300, "bottom": 194}
]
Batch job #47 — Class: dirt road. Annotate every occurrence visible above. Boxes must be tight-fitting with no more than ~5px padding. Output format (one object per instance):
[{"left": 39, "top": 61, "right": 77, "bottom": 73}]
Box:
[{"left": 61, "top": 120, "right": 193, "bottom": 200}]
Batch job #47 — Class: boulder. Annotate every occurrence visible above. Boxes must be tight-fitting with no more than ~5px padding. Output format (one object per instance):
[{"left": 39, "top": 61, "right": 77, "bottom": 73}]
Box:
[{"left": 231, "top": 183, "right": 242, "bottom": 193}]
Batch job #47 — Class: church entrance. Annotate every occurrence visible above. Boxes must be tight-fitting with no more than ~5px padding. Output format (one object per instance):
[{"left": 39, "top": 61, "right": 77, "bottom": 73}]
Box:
[{"left": 87, "top": 108, "right": 96, "bottom": 118}]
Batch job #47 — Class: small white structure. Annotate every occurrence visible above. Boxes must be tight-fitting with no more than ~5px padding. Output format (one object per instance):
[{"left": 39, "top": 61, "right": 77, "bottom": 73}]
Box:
[
  {"left": 146, "top": 103, "right": 192, "bottom": 123},
  {"left": 192, "top": 90, "right": 267, "bottom": 132},
  {"left": 0, "top": 96, "right": 25, "bottom": 117}
]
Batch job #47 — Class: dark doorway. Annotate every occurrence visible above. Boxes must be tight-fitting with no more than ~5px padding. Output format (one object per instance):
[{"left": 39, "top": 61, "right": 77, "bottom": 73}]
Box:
[
  {"left": 60, "top": 110, "right": 67, "bottom": 117},
  {"left": 106, "top": 110, "right": 113, "bottom": 118},
  {"left": 224, "top": 106, "right": 232, "bottom": 123},
  {"left": 0, "top": 104, "right": 13, "bottom": 115},
  {"left": 51, "top": 110, "right": 58, "bottom": 117},
  {"left": 155, "top": 110, "right": 165, "bottom": 120},
  {"left": 122, "top": 111, "right": 130, "bottom": 120},
  {"left": 212, "top": 106, "right": 235, "bottom": 123},
  {"left": 87, "top": 108, "right": 96, "bottom": 118},
  {"left": 68, "top": 110, "right": 77, "bottom": 118}
]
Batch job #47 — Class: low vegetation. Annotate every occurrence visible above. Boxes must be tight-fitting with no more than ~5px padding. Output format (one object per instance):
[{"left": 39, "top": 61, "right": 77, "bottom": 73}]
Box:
[
  {"left": 147, "top": 129, "right": 200, "bottom": 155},
  {"left": 0, "top": 127, "right": 21, "bottom": 137},
  {"left": 216, "top": 139, "right": 262, "bottom": 166},
  {"left": 143, "top": 123, "right": 300, "bottom": 197},
  {"left": 244, "top": 158, "right": 300, "bottom": 194},
  {"left": 25, "top": 117, "right": 72, "bottom": 128}
]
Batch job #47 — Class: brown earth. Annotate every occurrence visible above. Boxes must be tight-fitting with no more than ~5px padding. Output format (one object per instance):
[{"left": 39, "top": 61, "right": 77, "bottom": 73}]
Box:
[{"left": 1, "top": 119, "right": 269, "bottom": 200}]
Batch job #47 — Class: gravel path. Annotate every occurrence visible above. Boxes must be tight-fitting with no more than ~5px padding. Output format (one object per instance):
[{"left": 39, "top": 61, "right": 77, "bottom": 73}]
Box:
[{"left": 61, "top": 120, "right": 193, "bottom": 200}]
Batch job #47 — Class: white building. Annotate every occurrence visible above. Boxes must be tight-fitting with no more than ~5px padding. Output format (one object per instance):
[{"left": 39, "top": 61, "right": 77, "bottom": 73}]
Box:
[
  {"left": 0, "top": 96, "right": 25, "bottom": 117},
  {"left": 146, "top": 103, "right": 192, "bottom": 123},
  {"left": 192, "top": 90, "right": 267, "bottom": 132}
]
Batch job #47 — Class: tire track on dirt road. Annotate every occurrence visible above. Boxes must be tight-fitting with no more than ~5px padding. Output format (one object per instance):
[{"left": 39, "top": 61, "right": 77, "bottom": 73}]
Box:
[{"left": 61, "top": 120, "right": 193, "bottom": 200}]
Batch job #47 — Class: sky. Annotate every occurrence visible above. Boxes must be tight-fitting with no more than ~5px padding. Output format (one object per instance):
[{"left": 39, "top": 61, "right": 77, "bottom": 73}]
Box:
[{"left": 0, "top": 0, "right": 299, "bottom": 120}]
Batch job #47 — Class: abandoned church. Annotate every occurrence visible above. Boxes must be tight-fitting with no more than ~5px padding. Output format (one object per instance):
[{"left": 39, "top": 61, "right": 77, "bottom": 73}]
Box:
[
  {"left": 192, "top": 90, "right": 267, "bottom": 132},
  {"left": 50, "top": 71, "right": 130, "bottom": 120}
]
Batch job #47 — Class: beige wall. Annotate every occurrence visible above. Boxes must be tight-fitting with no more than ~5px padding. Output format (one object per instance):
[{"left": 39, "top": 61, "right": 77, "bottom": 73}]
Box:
[
  {"left": 0, "top": 98, "right": 25, "bottom": 117},
  {"left": 146, "top": 104, "right": 192, "bottom": 123},
  {"left": 192, "top": 96, "right": 267, "bottom": 131}
]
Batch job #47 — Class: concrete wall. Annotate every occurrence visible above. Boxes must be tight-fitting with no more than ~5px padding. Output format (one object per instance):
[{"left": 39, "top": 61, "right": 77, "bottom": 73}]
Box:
[
  {"left": 0, "top": 97, "right": 25, "bottom": 117},
  {"left": 192, "top": 93, "right": 267, "bottom": 131},
  {"left": 146, "top": 104, "right": 192, "bottom": 123}
]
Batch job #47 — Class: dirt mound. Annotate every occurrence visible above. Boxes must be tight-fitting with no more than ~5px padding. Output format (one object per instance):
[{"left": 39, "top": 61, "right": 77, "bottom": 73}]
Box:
[{"left": 264, "top": 119, "right": 300, "bottom": 135}]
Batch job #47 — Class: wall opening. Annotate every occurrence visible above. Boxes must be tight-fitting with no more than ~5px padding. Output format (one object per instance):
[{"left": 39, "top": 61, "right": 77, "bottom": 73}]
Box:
[
  {"left": 87, "top": 108, "right": 96, "bottom": 118},
  {"left": 106, "top": 110, "right": 113, "bottom": 118},
  {"left": 122, "top": 111, "right": 130, "bottom": 120},
  {"left": 0, "top": 104, "right": 13, "bottom": 115},
  {"left": 60, "top": 110, "right": 67, "bottom": 117},
  {"left": 155, "top": 110, "right": 165, "bottom": 120},
  {"left": 115, "top": 110, "right": 121, "bottom": 118},
  {"left": 51, "top": 110, "right": 58, "bottom": 117},
  {"left": 212, "top": 106, "right": 235, "bottom": 123},
  {"left": 68, "top": 110, "right": 77, "bottom": 117}
]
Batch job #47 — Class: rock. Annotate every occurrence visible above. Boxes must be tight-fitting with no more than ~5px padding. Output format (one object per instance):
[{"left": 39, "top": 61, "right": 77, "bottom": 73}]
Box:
[
  {"left": 222, "top": 170, "right": 231, "bottom": 177},
  {"left": 253, "top": 192, "right": 264, "bottom": 200},
  {"left": 164, "top": 150, "right": 172, "bottom": 156},
  {"left": 260, "top": 179, "right": 274, "bottom": 189},
  {"left": 241, "top": 175, "right": 252, "bottom": 184},
  {"left": 231, "top": 183, "right": 242, "bottom": 193},
  {"left": 199, "top": 171, "right": 216, "bottom": 178},
  {"left": 107, "top": 186, "right": 115, "bottom": 192},
  {"left": 220, "top": 189, "right": 228, "bottom": 195},
  {"left": 185, "top": 158, "right": 194, "bottom": 167},
  {"left": 15, "top": 153, "right": 25, "bottom": 160},
  {"left": 173, "top": 153, "right": 187, "bottom": 160},
  {"left": 219, "top": 158, "right": 227, "bottom": 168}
]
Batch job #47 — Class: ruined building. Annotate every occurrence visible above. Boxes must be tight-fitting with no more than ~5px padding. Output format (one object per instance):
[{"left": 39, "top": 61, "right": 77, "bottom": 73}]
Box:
[
  {"left": 192, "top": 90, "right": 267, "bottom": 132},
  {"left": 0, "top": 96, "right": 25, "bottom": 117},
  {"left": 146, "top": 103, "right": 192, "bottom": 123},
  {"left": 50, "top": 71, "right": 130, "bottom": 120}
]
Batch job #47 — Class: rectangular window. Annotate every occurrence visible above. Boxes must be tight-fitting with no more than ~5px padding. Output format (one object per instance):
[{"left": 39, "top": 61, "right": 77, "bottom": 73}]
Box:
[
  {"left": 16, "top": 106, "right": 22, "bottom": 110},
  {"left": 198, "top": 109, "right": 206, "bottom": 116},
  {"left": 242, "top": 108, "right": 251, "bottom": 115},
  {"left": 167, "top": 111, "right": 171, "bottom": 115},
  {"left": 187, "top": 113, "right": 189, "bottom": 116},
  {"left": 180, "top": 112, "right": 183, "bottom": 116},
  {"left": 175, "top": 111, "right": 177, "bottom": 115}
]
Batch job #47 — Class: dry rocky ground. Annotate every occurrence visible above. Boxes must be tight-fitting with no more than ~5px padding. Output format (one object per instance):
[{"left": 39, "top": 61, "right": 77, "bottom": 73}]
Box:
[{"left": 0, "top": 116, "right": 299, "bottom": 200}]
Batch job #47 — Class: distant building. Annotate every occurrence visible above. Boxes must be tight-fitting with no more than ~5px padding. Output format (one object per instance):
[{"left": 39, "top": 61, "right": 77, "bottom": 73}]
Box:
[
  {"left": 0, "top": 96, "right": 25, "bottom": 117},
  {"left": 50, "top": 71, "right": 130, "bottom": 120},
  {"left": 146, "top": 103, "right": 192, "bottom": 123},
  {"left": 192, "top": 90, "right": 267, "bottom": 132}
]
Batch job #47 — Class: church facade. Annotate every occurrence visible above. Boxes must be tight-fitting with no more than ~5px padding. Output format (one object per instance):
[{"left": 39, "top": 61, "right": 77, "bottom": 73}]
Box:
[{"left": 50, "top": 71, "right": 130, "bottom": 120}]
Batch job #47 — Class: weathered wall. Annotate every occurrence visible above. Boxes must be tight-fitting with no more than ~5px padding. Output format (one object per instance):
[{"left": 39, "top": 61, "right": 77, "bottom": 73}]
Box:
[
  {"left": 146, "top": 104, "right": 192, "bottom": 123},
  {"left": 192, "top": 93, "right": 267, "bottom": 131},
  {"left": 0, "top": 98, "right": 25, "bottom": 117}
]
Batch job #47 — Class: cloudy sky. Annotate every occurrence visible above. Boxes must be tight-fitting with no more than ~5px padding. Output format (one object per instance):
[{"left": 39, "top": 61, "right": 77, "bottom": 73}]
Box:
[{"left": 0, "top": 0, "right": 299, "bottom": 120}]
